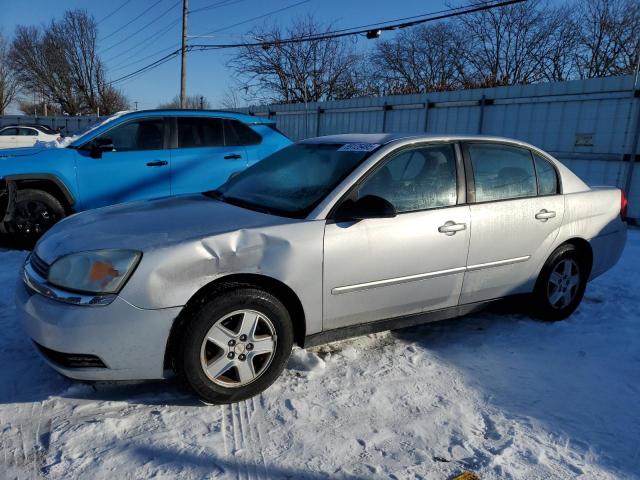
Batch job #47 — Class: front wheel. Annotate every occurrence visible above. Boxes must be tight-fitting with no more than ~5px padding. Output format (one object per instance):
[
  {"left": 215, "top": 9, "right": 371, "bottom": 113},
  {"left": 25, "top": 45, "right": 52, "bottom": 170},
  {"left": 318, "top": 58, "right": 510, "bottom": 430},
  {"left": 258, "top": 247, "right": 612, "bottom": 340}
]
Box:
[
  {"left": 175, "top": 286, "right": 294, "bottom": 404},
  {"left": 532, "top": 244, "right": 588, "bottom": 321},
  {"left": 2, "top": 189, "right": 66, "bottom": 244}
]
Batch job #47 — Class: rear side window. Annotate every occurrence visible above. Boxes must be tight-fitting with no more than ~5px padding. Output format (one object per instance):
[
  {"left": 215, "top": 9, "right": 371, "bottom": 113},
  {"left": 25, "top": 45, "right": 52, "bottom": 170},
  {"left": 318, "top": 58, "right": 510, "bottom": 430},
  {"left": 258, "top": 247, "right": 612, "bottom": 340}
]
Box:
[
  {"left": 177, "top": 118, "right": 224, "bottom": 148},
  {"left": 18, "top": 128, "right": 37, "bottom": 136},
  {"left": 534, "top": 154, "right": 559, "bottom": 195},
  {"left": 468, "top": 144, "right": 537, "bottom": 202},
  {"left": 223, "top": 120, "right": 261, "bottom": 146}
]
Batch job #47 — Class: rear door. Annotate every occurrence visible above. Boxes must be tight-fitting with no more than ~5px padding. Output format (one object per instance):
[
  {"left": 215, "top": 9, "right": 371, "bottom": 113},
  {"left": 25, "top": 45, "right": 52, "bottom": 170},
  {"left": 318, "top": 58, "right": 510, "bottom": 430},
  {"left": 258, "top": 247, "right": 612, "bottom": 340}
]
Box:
[
  {"left": 460, "top": 142, "right": 565, "bottom": 304},
  {"left": 17, "top": 127, "right": 39, "bottom": 147},
  {"left": 323, "top": 143, "right": 471, "bottom": 330},
  {"left": 76, "top": 116, "right": 171, "bottom": 208},
  {"left": 169, "top": 117, "right": 248, "bottom": 195}
]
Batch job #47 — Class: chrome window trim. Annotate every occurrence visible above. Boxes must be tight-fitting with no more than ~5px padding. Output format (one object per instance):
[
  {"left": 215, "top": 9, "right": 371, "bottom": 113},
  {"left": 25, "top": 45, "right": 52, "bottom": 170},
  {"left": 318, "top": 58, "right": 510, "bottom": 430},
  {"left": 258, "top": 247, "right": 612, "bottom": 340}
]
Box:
[{"left": 22, "top": 261, "right": 116, "bottom": 306}]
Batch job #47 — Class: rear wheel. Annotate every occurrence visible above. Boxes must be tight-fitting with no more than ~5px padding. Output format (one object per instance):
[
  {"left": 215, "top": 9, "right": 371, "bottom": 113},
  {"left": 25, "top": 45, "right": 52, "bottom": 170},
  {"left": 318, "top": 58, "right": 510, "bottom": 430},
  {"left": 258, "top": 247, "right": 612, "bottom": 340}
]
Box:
[
  {"left": 532, "top": 244, "right": 588, "bottom": 321},
  {"left": 175, "top": 286, "right": 294, "bottom": 404},
  {"left": 2, "top": 189, "right": 66, "bottom": 244}
]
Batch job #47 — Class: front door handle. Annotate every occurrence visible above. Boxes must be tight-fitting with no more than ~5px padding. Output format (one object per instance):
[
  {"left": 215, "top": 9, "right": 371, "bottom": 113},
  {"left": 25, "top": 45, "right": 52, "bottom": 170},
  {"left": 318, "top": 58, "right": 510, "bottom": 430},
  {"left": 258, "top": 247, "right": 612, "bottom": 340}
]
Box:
[
  {"left": 535, "top": 209, "right": 556, "bottom": 221},
  {"left": 438, "top": 221, "right": 467, "bottom": 236},
  {"left": 224, "top": 154, "right": 242, "bottom": 159},
  {"left": 146, "top": 160, "right": 168, "bottom": 167}
]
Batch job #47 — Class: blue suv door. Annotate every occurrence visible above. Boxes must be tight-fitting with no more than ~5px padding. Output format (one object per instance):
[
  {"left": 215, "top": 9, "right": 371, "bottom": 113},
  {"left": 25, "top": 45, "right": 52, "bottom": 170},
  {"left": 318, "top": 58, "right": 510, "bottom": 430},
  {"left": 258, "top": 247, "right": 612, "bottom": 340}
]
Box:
[
  {"left": 76, "top": 116, "right": 171, "bottom": 209},
  {"left": 170, "top": 117, "right": 254, "bottom": 194}
]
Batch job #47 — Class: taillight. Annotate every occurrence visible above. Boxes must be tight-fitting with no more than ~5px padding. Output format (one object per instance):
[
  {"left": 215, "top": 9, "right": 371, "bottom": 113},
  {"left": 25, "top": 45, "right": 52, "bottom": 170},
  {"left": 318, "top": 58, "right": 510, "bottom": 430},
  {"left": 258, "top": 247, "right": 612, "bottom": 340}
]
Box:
[{"left": 621, "top": 190, "right": 628, "bottom": 219}]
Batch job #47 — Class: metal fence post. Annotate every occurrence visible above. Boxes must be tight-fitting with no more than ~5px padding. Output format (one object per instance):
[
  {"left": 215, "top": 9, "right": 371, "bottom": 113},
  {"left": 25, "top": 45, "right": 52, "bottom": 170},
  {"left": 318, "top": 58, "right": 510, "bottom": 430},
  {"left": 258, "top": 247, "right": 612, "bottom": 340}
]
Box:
[
  {"left": 478, "top": 94, "right": 486, "bottom": 134},
  {"left": 316, "top": 107, "right": 322, "bottom": 137},
  {"left": 424, "top": 101, "right": 431, "bottom": 132},
  {"left": 381, "top": 102, "right": 388, "bottom": 133}
]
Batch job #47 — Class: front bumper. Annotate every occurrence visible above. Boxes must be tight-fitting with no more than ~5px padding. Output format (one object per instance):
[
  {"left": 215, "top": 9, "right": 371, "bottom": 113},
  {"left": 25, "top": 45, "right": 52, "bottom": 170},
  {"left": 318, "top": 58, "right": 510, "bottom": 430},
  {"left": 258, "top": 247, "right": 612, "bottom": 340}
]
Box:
[{"left": 16, "top": 266, "right": 182, "bottom": 381}]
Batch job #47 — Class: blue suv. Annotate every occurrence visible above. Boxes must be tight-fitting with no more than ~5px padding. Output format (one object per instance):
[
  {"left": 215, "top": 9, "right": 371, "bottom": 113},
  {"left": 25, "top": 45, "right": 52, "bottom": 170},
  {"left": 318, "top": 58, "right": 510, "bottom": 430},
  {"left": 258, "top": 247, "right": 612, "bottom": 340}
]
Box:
[{"left": 0, "top": 110, "right": 291, "bottom": 241}]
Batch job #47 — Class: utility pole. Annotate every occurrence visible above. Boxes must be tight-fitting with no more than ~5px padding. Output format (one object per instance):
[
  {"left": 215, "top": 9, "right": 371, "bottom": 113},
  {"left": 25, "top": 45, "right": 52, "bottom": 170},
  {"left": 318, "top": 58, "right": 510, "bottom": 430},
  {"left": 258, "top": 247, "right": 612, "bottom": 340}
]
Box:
[{"left": 180, "top": 0, "right": 188, "bottom": 108}]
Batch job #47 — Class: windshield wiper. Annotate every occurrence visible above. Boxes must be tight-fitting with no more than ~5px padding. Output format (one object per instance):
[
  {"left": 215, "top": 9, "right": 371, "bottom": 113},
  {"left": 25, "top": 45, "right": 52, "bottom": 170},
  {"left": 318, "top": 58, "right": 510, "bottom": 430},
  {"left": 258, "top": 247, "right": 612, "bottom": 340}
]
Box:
[{"left": 203, "top": 189, "right": 224, "bottom": 201}]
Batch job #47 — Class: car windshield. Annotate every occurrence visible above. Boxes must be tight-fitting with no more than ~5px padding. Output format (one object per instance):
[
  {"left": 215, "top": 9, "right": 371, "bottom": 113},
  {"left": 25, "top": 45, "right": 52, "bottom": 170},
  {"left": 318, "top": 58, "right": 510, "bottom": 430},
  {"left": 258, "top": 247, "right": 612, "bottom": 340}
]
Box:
[{"left": 209, "top": 142, "right": 380, "bottom": 217}]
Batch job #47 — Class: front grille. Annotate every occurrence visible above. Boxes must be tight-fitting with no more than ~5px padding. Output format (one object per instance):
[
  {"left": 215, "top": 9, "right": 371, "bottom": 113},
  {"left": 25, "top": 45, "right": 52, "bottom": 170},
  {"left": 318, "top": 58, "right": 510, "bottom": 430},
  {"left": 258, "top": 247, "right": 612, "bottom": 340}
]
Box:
[
  {"left": 30, "top": 253, "right": 50, "bottom": 279},
  {"left": 34, "top": 342, "right": 107, "bottom": 369}
]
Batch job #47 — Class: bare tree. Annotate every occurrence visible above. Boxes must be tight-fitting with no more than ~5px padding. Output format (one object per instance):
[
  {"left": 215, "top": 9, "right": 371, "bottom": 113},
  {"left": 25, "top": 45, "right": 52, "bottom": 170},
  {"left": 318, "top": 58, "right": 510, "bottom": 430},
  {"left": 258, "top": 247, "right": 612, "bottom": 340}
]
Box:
[
  {"left": 228, "top": 16, "right": 361, "bottom": 103},
  {"left": 158, "top": 94, "right": 211, "bottom": 109},
  {"left": 372, "top": 22, "right": 466, "bottom": 94},
  {"left": 450, "top": 0, "right": 553, "bottom": 87},
  {"left": 9, "top": 10, "right": 128, "bottom": 115},
  {"left": 574, "top": 0, "right": 640, "bottom": 78},
  {"left": 0, "top": 33, "right": 19, "bottom": 114}
]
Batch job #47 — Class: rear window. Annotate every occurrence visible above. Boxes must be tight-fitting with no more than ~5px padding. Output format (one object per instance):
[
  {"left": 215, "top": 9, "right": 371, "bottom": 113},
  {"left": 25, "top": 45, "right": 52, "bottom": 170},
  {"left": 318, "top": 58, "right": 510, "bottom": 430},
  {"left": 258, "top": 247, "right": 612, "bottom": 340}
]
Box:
[
  {"left": 223, "top": 120, "right": 261, "bottom": 146},
  {"left": 177, "top": 118, "right": 224, "bottom": 148}
]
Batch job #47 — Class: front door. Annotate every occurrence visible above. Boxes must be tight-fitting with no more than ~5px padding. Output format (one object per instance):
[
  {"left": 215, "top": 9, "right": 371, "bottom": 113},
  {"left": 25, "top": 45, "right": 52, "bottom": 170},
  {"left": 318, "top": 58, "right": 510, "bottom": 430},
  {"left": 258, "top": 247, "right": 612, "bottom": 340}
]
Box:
[
  {"left": 323, "top": 143, "right": 471, "bottom": 330},
  {"left": 460, "top": 142, "right": 565, "bottom": 304},
  {"left": 76, "top": 117, "right": 171, "bottom": 209}
]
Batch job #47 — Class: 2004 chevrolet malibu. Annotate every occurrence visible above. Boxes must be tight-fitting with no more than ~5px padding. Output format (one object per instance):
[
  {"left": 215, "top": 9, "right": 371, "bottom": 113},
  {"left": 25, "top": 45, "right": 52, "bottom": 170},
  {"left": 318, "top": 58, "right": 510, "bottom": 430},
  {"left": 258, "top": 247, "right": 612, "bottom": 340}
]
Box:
[{"left": 18, "top": 134, "right": 627, "bottom": 403}]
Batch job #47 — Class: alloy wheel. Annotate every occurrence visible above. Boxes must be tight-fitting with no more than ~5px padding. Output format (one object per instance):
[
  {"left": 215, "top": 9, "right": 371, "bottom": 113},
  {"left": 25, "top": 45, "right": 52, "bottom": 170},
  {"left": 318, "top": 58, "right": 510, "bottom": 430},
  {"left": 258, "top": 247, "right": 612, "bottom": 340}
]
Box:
[
  {"left": 200, "top": 309, "right": 277, "bottom": 388},
  {"left": 547, "top": 258, "right": 581, "bottom": 309}
]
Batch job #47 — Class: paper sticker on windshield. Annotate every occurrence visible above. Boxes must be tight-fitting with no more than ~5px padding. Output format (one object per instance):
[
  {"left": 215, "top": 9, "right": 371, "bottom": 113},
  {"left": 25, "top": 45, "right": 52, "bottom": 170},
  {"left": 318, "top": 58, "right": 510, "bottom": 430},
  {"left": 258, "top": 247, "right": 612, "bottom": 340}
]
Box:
[{"left": 337, "top": 143, "right": 381, "bottom": 152}]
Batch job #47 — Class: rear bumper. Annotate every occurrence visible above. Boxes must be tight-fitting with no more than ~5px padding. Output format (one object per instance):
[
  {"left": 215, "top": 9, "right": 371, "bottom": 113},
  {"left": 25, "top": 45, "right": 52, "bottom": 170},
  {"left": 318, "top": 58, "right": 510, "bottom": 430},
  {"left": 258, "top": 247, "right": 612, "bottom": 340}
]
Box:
[
  {"left": 589, "top": 226, "right": 627, "bottom": 281},
  {"left": 16, "top": 275, "right": 182, "bottom": 381}
]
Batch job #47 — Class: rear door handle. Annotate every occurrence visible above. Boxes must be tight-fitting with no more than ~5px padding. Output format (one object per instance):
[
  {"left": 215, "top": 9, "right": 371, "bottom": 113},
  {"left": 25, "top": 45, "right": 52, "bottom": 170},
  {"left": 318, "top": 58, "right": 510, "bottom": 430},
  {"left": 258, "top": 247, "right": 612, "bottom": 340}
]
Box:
[
  {"left": 224, "top": 154, "right": 242, "bottom": 159},
  {"left": 146, "top": 160, "right": 168, "bottom": 167},
  {"left": 438, "top": 221, "right": 467, "bottom": 236},
  {"left": 535, "top": 209, "right": 556, "bottom": 221}
]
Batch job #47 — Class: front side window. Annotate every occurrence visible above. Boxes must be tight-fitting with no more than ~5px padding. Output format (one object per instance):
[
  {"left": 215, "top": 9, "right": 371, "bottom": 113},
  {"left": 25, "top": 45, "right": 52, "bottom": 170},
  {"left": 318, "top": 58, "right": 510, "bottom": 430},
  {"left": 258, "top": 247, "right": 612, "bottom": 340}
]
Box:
[
  {"left": 356, "top": 144, "right": 457, "bottom": 213},
  {"left": 468, "top": 144, "right": 537, "bottom": 202},
  {"left": 95, "top": 118, "right": 165, "bottom": 151},
  {"left": 0, "top": 128, "right": 18, "bottom": 136},
  {"left": 213, "top": 143, "right": 378, "bottom": 217},
  {"left": 178, "top": 117, "right": 224, "bottom": 148},
  {"left": 534, "top": 154, "right": 559, "bottom": 195}
]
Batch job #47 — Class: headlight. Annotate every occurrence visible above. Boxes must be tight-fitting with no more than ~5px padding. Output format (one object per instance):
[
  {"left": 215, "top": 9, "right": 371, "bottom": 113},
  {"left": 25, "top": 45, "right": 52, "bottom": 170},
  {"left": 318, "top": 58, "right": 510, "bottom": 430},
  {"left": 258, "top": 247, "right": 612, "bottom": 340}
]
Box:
[{"left": 48, "top": 250, "right": 141, "bottom": 294}]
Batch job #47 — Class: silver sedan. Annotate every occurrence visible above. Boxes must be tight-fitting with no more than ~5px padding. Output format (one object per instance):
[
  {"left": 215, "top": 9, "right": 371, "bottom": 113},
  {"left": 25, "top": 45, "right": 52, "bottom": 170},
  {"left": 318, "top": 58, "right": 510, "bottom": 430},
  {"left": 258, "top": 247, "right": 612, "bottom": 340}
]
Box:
[{"left": 17, "top": 134, "right": 627, "bottom": 404}]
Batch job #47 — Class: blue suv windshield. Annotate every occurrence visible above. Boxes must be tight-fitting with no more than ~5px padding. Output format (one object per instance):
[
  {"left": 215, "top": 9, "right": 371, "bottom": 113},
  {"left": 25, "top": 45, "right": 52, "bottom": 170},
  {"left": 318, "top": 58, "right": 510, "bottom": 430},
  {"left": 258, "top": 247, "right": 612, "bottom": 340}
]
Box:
[{"left": 210, "top": 143, "right": 380, "bottom": 218}]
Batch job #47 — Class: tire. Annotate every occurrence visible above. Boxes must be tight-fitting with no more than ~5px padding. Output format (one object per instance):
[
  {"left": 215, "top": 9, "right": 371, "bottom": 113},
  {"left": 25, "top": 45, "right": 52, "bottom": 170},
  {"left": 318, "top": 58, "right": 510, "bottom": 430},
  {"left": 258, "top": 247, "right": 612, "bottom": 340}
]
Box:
[
  {"left": 175, "top": 285, "right": 294, "bottom": 404},
  {"left": 3, "top": 189, "right": 66, "bottom": 244},
  {"left": 532, "top": 244, "right": 588, "bottom": 321}
]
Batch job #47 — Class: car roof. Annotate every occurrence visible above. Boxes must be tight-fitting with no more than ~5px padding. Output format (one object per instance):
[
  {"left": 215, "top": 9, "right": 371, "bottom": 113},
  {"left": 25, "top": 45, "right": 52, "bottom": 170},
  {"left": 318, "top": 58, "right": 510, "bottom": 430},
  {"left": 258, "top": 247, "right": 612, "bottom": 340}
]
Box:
[
  {"left": 124, "top": 109, "right": 274, "bottom": 125},
  {"left": 301, "top": 133, "right": 545, "bottom": 150}
]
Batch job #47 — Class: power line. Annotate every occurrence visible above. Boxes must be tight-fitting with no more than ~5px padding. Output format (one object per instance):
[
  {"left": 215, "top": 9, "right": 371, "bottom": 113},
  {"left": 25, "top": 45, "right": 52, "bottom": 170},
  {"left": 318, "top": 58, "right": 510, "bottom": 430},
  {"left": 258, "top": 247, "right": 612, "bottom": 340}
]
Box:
[
  {"left": 189, "top": 0, "right": 246, "bottom": 15},
  {"left": 190, "top": 0, "right": 312, "bottom": 38},
  {"left": 101, "top": 0, "right": 181, "bottom": 54},
  {"left": 106, "top": 20, "right": 181, "bottom": 69},
  {"left": 96, "top": 0, "right": 131, "bottom": 25},
  {"left": 110, "top": 0, "right": 527, "bottom": 85},
  {"left": 100, "top": 0, "right": 165, "bottom": 42},
  {"left": 192, "top": 0, "right": 526, "bottom": 50}
]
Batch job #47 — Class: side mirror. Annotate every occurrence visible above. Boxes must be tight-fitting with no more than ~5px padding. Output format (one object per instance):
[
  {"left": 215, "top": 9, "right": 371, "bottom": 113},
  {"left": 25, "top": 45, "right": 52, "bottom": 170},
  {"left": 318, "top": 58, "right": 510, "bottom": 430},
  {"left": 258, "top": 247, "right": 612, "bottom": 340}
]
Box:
[
  {"left": 334, "top": 195, "right": 396, "bottom": 222},
  {"left": 90, "top": 138, "right": 115, "bottom": 158}
]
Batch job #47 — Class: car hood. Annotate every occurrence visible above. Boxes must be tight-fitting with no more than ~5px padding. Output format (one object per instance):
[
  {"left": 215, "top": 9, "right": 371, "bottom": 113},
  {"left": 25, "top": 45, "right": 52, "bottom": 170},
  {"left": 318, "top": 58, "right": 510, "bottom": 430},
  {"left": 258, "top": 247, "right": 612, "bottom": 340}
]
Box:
[
  {"left": 35, "top": 195, "right": 296, "bottom": 264},
  {"left": 0, "top": 147, "right": 48, "bottom": 158}
]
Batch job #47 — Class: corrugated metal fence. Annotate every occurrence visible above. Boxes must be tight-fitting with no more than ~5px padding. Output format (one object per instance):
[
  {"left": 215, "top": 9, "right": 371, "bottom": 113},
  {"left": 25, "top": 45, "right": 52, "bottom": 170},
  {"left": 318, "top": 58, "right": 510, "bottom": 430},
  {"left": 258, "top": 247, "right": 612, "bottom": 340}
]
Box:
[
  {"left": 2, "top": 75, "right": 639, "bottom": 218},
  {"left": 234, "top": 75, "right": 640, "bottom": 220},
  {"left": 0, "top": 115, "right": 104, "bottom": 134}
]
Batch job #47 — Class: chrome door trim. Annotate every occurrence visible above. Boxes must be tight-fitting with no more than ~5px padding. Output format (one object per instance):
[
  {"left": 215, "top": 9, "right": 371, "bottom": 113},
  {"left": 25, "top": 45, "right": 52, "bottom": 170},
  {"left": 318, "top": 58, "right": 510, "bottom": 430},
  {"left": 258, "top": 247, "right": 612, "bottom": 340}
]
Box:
[
  {"left": 331, "top": 266, "right": 466, "bottom": 295},
  {"left": 331, "top": 255, "right": 531, "bottom": 295},
  {"left": 466, "top": 255, "right": 531, "bottom": 271}
]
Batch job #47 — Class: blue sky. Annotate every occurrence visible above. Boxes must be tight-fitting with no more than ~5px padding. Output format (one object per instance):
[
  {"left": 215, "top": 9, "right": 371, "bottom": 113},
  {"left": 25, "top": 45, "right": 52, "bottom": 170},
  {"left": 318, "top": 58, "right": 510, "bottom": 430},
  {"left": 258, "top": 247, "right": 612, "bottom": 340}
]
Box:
[{"left": 0, "top": 0, "right": 456, "bottom": 112}]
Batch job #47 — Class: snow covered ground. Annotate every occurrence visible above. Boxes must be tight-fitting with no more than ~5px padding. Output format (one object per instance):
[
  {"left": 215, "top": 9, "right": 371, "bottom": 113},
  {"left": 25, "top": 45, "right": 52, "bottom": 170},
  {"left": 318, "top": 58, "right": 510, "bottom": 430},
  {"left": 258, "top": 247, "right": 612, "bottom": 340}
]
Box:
[{"left": 0, "top": 230, "right": 638, "bottom": 480}]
